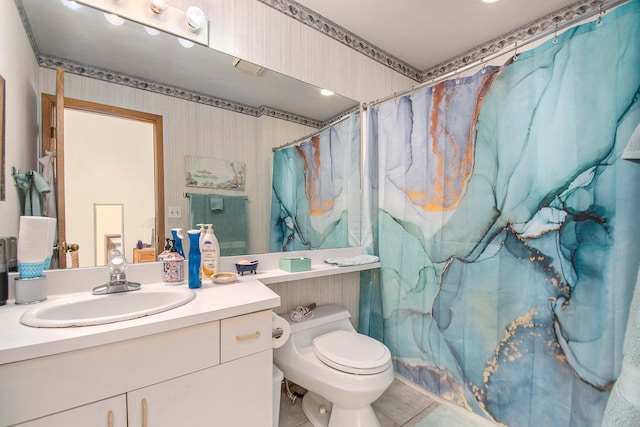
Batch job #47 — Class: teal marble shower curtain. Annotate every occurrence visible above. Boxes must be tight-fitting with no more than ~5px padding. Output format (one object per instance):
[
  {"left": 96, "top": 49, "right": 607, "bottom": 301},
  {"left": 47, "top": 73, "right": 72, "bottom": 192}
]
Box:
[
  {"left": 270, "top": 113, "right": 361, "bottom": 252},
  {"left": 360, "top": 2, "right": 640, "bottom": 426}
]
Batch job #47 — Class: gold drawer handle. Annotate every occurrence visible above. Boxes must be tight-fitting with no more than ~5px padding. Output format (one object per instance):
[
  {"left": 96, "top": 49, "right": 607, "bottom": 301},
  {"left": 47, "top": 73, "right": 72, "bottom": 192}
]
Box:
[
  {"left": 108, "top": 410, "right": 113, "bottom": 427},
  {"left": 236, "top": 331, "right": 261, "bottom": 341},
  {"left": 142, "top": 398, "right": 148, "bottom": 427}
]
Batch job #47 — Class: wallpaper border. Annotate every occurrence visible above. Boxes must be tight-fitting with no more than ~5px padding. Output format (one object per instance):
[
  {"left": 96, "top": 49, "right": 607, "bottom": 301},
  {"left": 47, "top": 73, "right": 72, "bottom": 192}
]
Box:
[{"left": 258, "top": 0, "right": 609, "bottom": 83}]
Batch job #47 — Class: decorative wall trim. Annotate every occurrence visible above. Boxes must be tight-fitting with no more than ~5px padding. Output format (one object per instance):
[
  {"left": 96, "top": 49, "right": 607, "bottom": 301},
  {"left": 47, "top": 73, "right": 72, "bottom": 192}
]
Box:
[
  {"left": 259, "top": 0, "right": 608, "bottom": 83},
  {"left": 420, "top": 0, "right": 608, "bottom": 81},
  {"left": 38, "top": 55, "right": 324, "bottom": 128},
  {"left": 257, "top": 0, "right": 423, "bottom": 82}
]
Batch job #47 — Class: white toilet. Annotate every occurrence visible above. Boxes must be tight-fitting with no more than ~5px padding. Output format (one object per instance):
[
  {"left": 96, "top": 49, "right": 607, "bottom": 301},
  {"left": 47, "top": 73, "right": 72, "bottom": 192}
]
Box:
[{"left": 273, "top": 304, "right": 394, "bottom": 427}]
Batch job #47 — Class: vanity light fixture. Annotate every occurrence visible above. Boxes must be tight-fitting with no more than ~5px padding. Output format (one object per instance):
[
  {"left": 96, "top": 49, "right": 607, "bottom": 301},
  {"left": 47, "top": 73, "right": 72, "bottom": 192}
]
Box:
[
  {"left": 149, "top": 0, "right": 169, "bottom": 15},
  {"left": 185, "top": 6, "right": 206, "bottom": 32},
  {"left": 320, "top": 89, "right": 335, "bottom": 96},
  {"left": 104, "top": 12, "right": 125, "bottom": 26}
]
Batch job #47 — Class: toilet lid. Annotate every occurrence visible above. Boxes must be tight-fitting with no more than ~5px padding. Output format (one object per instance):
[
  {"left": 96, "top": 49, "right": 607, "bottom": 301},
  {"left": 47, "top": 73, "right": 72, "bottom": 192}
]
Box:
[{"left": 312, "top": 330, "right": 391, "bottom": 375}]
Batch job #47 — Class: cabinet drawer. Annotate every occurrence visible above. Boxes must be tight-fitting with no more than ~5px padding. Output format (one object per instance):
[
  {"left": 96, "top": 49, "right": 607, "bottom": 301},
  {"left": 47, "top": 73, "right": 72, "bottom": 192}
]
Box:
[
  {"left": 133, "top": 248, "right": 156, "bottom": 263},
  {"left": 220, "top": 310, "right": 272, "bottom": 363}
]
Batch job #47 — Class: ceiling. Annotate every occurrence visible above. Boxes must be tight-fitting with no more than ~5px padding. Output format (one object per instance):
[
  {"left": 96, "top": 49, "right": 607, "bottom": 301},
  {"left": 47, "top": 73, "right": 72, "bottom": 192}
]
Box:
[
  {"left": 292, "top": 0, "right": 580, "bottom": 72},
  {"left": 17, "top": 0, "right": 592, "bottom": 124}
]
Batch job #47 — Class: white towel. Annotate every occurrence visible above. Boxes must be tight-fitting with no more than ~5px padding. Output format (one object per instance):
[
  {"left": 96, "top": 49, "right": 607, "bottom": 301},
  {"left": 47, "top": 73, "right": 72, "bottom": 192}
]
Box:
[{"left": 324, "top": 254, "right": 379, "bottom": 267}]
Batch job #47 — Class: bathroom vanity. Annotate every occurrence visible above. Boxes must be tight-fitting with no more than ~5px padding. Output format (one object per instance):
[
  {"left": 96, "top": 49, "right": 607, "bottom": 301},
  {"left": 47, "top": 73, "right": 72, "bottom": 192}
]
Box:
[
  {"left": 0, "top": 248, "right": 380, "bottom": 426},
  {"left": 0, "top": 280, "right": 279, "bottom": 426}
]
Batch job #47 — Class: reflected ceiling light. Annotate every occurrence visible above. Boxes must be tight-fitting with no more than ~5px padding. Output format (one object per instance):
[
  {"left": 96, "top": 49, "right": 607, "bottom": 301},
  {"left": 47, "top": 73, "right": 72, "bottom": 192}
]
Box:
[
  {"left": 320, "top": 89, "right": 335, "bottom": 96},
  {"left": 186, "top": 6, "right": 206, "bottom": 32},
  {"left": 104, "top": 13, "right": 125, "bottom": 26},
  {"left": 178, "top": 38, "right": 195, "bottom": 48},
  {"left": 144, "top": 26, "right": 161, "bottom": 36},
  {"left": 60, "top": 0, "right": 82, "bottom": 10},
  {"left": 149, "top": 0, "right": 169, "bottom": 15}
]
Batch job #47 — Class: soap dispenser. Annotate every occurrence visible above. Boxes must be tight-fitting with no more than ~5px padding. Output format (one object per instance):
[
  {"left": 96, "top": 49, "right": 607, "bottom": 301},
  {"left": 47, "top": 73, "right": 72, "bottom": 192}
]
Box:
[
  {"left": 162, "top": 239, "right": 184, "bottom": 285},
  {"left": 201, "top": 224, "right": 220, "bottom": 281},
  {"left": 157, "top": 238, "right": 172, "bottom": 261}
]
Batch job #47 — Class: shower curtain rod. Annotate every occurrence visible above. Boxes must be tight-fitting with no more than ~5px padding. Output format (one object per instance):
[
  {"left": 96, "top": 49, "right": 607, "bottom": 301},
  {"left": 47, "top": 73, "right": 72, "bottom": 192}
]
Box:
[
  {"left": 363, "top": 0, "right": 630, "bottom": 110},
  {"left": 271, "top": 107, "right": 359, "bottom": 152}
]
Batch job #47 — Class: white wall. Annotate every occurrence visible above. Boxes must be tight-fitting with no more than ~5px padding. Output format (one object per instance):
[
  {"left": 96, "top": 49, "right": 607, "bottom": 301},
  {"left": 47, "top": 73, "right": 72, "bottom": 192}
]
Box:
[{"left": 0, "top": 0, "right": 40, "bottom": 239}]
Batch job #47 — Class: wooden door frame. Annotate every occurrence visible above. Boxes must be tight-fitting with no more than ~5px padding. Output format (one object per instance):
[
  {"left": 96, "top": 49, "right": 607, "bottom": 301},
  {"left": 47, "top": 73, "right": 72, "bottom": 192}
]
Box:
[{"left": 41, "top": 94, "right": 165, "bottom": 267}]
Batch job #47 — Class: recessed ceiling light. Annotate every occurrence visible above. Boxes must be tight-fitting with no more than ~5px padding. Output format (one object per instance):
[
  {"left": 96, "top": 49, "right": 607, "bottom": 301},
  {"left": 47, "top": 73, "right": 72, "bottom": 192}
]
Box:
[
  {"left": 104, "top": 13, "right": 125, "bottom": 26},
  {"left": 320, "top": 89, "right": 335, "bottom": 96},
  {"left": 482, "top": 0, "right": 500, "bottom": 3}
]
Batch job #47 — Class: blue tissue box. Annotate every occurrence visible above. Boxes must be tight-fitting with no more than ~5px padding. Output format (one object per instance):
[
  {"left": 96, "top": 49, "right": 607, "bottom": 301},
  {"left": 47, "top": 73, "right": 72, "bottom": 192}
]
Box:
[{"left": 279, "top": 257, "right": 311, "bottom": 272}]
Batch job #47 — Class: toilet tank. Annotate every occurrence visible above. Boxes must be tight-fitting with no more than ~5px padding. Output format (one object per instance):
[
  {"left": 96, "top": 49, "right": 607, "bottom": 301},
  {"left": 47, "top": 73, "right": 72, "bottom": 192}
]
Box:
[{"left": 286, "top": 304, "right": 355, "bottom": 347}]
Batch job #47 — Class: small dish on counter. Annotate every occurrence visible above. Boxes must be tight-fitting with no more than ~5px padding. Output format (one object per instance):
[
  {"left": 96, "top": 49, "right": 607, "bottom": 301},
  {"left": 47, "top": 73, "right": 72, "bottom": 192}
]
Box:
[{"left": 212, "top": 272, "right": 240, "bottom": 284}]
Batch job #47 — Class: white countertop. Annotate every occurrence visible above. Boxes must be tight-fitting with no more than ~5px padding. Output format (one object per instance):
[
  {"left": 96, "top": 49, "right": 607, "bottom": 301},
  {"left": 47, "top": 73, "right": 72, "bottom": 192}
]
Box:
[
  {"left": 0, "top": 278, "right": 280, "bottom": 365},
  {"left": 0, "top": 247, "right": 380, "bottom": 365}
]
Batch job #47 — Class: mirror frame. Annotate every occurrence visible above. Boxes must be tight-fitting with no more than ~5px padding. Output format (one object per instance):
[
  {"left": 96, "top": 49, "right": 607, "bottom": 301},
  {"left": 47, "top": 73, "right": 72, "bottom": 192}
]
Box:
[{"left": 41, "top": 94, "right": 165, "bottom": 263}]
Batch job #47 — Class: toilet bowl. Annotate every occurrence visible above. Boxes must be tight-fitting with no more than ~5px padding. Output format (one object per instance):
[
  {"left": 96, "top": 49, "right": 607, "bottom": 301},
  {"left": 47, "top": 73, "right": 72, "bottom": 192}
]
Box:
[{"left": 273, "top": 304, "right": 394, "bottom": 427}]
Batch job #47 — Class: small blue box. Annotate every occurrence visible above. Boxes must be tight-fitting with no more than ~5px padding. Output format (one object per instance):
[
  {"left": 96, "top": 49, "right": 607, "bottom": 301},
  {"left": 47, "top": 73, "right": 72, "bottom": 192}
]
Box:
[{"left": 279, "top": 257, "right": 311, "bottom": 272}]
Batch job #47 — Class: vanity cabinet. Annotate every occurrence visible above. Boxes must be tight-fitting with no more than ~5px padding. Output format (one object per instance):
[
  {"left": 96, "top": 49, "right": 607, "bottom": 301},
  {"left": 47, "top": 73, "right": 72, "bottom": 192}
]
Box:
[
  {"left": 3, "top": 310, "right": 273, "bottom": 427},
  {"left": 133, "top": 247, "right": 156, "bottom": 263}
]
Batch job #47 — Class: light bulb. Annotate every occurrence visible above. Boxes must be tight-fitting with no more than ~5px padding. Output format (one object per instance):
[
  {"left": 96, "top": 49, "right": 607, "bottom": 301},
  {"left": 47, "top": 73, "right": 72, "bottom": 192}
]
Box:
[
  {"left": 149, "top": 0, "right": 169, "bottom": 14},
  {"left": 144, "top": 26, "right": 160, "bottom": 36},
  {"left": 104, "top": 13, "right": 125, "bottom": 26},
  {"left": 60, "top": 0, "right": 82, "bottom": 11},
  {"left": 186, "top": 6, "right": 206, "bottom": 32},
  {"left": 178, "top": 38, "right": 195, "bottom": 48}
]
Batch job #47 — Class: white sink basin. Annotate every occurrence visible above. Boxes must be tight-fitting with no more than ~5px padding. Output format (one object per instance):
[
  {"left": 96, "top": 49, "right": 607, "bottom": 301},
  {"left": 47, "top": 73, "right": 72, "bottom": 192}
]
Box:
[{"left": 20, "top": 287, "right": 196, "bottom": 328}]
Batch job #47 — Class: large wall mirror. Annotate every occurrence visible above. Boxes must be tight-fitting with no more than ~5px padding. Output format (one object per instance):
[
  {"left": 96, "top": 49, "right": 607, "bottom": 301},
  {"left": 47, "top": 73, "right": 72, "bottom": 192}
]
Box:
[{"left": 18, "top": 0, "right": 361, "bottom": 268}]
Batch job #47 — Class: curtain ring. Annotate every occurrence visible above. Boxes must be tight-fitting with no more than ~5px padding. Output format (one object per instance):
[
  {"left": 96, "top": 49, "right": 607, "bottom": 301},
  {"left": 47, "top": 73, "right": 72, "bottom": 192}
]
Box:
[
  {"left": 596, "top": 5, "right": 603, "bottom": 26},
  {"left": 481, "top": 59, "right": 487, "bottom": 74},
  {"left": 513, "top": 42, "right": 520, "bottom": 61},
  {"left": 552, "top": 23, "right": 559, "bottom": 44}
]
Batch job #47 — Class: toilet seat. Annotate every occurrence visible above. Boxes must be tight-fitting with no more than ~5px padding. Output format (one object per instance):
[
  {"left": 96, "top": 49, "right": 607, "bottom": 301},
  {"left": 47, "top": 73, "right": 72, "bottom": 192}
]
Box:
[{"left": 312, "top": 330, "right": 391, "bottom": 375}]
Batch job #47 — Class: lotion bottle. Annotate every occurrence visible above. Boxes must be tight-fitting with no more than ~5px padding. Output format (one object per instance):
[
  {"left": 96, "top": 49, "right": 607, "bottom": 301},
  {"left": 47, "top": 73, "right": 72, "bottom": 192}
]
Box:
[{"left": 200, "top": 224, "right": 220, "bottom": 281}]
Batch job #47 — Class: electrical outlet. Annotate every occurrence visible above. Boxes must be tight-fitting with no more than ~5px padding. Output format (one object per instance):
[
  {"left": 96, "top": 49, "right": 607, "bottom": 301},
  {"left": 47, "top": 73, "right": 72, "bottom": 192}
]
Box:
[{"left": 168, "top": 206, "right": 182, "bottom": 218}]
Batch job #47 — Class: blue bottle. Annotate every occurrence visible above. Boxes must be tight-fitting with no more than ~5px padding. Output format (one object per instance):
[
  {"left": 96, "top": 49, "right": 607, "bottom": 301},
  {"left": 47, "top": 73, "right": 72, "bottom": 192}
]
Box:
[
  {"left": 187, "top": 230, "right": 201, "bottom": 289},
  {"left": 171, "top": 228, "right": 184, "bottom": 257}
]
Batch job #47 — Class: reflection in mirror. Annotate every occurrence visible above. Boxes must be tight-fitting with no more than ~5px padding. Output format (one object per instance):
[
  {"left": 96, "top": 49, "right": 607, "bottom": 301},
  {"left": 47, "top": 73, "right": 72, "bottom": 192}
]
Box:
[
  {"left": 94, "top": 204, "right": 123, "bottom": 266},
  {"left": 0, "top": 74, "right": 4, "bottom": 201},
  {"left": 46, "top": 100, "right": 162, "bottom": 268},
  {"left": 17, "top": 0, "right": 361, "bottom": 268}
]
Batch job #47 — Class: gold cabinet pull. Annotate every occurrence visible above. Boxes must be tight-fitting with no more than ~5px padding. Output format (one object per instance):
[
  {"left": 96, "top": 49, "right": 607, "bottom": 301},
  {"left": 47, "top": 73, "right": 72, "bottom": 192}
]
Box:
[
  {"left": 236, "top": 331, "right": 261, "bottom": 341},
  {"left": 142, "top": 398, "right": 148, "bottom": 427},
  {"left": 108, "top": 410, "right": 113, "bottom": 427}
]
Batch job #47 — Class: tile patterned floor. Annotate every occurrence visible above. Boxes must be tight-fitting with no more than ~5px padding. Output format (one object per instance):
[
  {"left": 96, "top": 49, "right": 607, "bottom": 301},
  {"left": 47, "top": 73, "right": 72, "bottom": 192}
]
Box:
[{"left": 278, "top": 377, "right": 495, "bottom": 427}]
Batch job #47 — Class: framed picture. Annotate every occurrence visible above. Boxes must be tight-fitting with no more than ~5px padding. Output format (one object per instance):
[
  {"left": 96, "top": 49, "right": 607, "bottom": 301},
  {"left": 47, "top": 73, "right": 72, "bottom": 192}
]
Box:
[
  {"left": 185, "top": 155, "right": 246, "bottom": 191},
  {"left": 0, "top": 74, "right": 5, "bottom": 201}
]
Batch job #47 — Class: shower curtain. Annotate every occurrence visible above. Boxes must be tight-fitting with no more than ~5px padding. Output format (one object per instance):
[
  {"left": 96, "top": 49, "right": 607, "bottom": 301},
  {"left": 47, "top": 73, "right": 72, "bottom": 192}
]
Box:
[
  {"left": 269, "top": 113, "right": 360, "bottom": 252},
  {"left": 360, "top": 2, "right": 640, "bottom": 426}
]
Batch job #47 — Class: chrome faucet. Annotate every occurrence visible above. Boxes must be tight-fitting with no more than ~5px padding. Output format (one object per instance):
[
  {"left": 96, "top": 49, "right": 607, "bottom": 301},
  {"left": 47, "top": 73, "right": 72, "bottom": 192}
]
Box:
[{"left": 92, "top": 249, "right": 141, "bottom": 295}]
